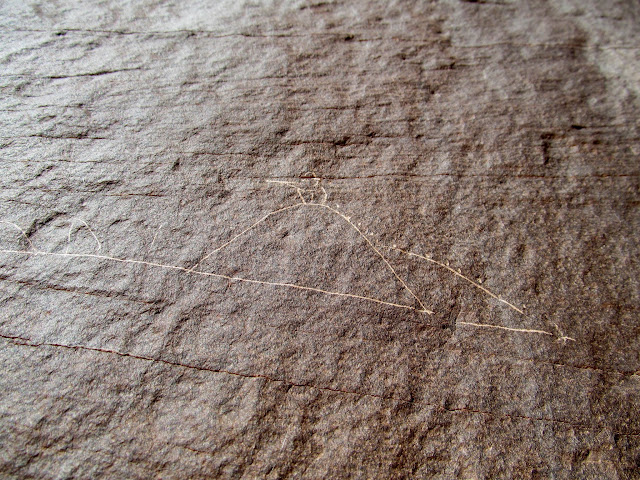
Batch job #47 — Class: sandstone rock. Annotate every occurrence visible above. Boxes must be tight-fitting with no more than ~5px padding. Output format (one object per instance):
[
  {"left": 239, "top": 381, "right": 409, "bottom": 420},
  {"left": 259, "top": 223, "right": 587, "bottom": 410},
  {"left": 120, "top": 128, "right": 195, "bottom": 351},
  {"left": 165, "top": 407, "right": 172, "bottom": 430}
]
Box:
[{"left": 0, "top": 1, "right": 639, "bottom": 478}]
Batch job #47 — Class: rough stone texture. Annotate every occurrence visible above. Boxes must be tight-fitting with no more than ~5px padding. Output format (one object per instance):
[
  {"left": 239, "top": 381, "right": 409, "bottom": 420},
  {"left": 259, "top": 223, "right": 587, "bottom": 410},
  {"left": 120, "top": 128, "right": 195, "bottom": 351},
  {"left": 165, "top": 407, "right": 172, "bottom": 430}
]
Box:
[{"left": 1, "top": 1, "right": 639, "bottom": 478}]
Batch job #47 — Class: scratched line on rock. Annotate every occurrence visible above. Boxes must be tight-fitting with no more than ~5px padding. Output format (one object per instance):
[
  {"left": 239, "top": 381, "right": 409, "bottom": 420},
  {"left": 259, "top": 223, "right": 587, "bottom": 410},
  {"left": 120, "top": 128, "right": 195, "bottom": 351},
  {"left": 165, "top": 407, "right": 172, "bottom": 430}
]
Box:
[
  {"left": 0, "top": 333, "right": 637, "bottom": 436},
  {"left": 0, "top": 177, "right": 570, "bottom": 339}
]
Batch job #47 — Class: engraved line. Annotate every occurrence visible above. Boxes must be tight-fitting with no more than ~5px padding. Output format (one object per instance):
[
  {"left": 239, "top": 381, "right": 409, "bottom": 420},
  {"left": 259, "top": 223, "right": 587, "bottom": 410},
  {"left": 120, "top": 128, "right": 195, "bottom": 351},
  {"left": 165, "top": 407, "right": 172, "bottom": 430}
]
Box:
[
  {"left": 1, "top": 333, "right": 637, "bottom": 436},
  {"left": 79, "top": 220, "right": 102, "bottom": 252},
  {"left": 149, "top": 223, "right": 164, "bottom": 248},
  {"left": 188, "top": 190, "right": 433, "bottom": 313},
  {"left": 0, "top": 249, "right": 423, "bottom": 313},
  {"left": 67, "top": 220, "right": 102, "bottom": 253},
  {"left": 261, "top": 179, "right": 431, "bottom": 313},
  {"left": 307, "top": 203, "right": 432, "bottom": 314},
  {"left": 4, "top": 273, "right": 635, "bottom": 376},
  {"left": 188, "top": 204, "right": 302, "bottom": 271},
  {"left": 457, "top": 321, "right": 552, "bottom": 336},
  {"left": 0, "top": 221, "right": 36, "bottom": 251},
  {"left": 387, "top": 246, "right": 555, "bottom": 336},
  {"left": 388, "top": 246, "right": 524, "bottom": 313},
  {"left": 0, "top": 185, "right": 571, "bottom": 335}
]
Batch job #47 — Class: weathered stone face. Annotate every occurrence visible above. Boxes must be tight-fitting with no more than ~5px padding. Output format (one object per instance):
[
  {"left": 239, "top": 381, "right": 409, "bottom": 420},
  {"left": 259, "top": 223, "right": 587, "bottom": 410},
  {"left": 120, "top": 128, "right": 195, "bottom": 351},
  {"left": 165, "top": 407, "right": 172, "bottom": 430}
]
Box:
[{"left": 1, "top": 1, "right": 639, "bottom": 478}]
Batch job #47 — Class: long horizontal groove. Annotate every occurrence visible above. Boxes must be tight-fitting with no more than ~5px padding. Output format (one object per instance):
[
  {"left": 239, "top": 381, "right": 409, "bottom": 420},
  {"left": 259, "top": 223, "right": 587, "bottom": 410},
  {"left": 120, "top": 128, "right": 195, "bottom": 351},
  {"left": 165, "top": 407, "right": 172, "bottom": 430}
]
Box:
[
  {"left": 1, "top": 333, "right": 639, "bottom": 435},
  {"left": 0, "top": 28, "right": 636, "bottom": 50}
]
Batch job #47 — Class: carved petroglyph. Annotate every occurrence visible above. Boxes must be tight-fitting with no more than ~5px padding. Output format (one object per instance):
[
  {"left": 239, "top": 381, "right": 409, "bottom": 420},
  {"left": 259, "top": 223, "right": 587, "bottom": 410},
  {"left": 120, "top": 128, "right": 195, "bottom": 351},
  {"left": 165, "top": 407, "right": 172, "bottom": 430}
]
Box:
[{"left": 0, "top": 178, "right": 573, "bottom": 340}]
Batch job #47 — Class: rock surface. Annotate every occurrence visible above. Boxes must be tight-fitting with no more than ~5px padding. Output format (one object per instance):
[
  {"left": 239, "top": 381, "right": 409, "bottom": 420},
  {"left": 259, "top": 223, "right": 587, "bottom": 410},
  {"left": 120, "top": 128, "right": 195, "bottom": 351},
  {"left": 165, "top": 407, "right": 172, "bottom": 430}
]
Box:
[{"left": 1, "top": 1, "right": 639, "bottom": 478}]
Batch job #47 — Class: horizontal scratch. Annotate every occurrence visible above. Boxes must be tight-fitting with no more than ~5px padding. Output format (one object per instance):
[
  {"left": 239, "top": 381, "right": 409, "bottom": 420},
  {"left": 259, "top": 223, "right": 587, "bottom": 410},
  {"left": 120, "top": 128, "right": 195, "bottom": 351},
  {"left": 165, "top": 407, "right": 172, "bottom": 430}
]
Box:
[
  {"left": 457, "top": 321, "right": 552, "bottom": 336},
  {"left": 0, "top": 275, "right": 156, "bottom": 305},
  {"left": 1, "top": 332, "right": 637, "bottom": 436},
  {"left": 0, "top": 249, "right": 424, "bottom": 314}
]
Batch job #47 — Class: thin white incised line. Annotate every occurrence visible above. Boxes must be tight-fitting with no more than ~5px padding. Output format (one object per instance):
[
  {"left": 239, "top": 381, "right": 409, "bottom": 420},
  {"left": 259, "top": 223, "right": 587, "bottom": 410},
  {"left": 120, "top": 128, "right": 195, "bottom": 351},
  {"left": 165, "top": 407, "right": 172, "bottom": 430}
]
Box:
[
  {"left": 0, "top": 178, "right": 568, "bottom": 338},
  {"left": 0, "top": 249, "right": 423, "bottom": 313}
]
